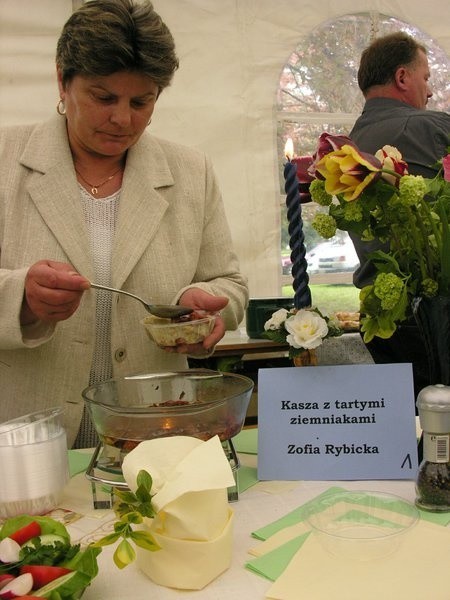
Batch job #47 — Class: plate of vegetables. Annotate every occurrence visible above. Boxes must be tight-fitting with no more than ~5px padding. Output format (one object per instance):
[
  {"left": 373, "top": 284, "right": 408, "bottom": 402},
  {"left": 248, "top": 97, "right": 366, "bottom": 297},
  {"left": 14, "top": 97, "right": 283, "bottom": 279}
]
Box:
[{"left": 0, "top": 515, "right": 100, "bottom": 599}]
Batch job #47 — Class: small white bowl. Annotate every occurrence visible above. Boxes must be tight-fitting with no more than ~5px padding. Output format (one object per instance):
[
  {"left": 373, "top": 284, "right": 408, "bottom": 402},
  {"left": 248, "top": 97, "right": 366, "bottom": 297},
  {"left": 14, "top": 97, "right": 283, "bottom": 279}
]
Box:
[
  {"left": 142, "top": 313, "right": 215, "bottom": 347},
  {"left": 305, "top": 490, "right": 419, "bottom": 561}
]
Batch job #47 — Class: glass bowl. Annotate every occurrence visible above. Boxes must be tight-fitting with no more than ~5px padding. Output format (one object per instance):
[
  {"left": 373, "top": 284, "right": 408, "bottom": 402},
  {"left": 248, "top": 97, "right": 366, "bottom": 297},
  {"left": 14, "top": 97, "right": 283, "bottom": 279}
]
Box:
[
  {"left": 305, "top": 490, "right": 420, "bottom": 561},
  {"left": 82, "top": 369, "right": 254, "bottom": 453},
  {"left": 141, "top": 313, "right": 215, "bottom": 347}
]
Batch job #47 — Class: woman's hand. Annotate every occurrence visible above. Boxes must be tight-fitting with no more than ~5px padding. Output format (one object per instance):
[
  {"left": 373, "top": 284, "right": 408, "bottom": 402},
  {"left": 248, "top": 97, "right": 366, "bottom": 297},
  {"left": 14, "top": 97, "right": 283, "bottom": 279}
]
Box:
[
  {"left": 165, "top": 288, "right": 229, "bottom": 355},
  {"left": 21, "top": 260, "right": 91, "bottom": 325}
]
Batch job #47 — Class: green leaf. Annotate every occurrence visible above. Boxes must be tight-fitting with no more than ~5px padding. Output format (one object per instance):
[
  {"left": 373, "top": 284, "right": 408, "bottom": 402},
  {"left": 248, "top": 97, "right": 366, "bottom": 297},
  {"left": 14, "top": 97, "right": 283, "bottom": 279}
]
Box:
[
  {"left": 90, "top": 532, "right": 121, "bottom": 547},
  {"left": 120, "top": 512, "right": 143, "bottom": 525},
  {"left": 92, "top": 470, "right": 158, "bottom": 571},
  {"left": 114, "top": 490, "right": 137, "bottom": 504},
  {"left": 261, "top": 328, "right": 287, "bottom": 344},
  {"left": 137, "top": 470, "right": 153, "bottom": 491},
  {"left": 113, "top": 539, "right": 136, "bottom": 569},
  {"left": 135, "top": 486, "right": 152, "bottom": 505},
  {"left": 129, "top": 530, "right": 160, "bottom": 552},
  {"left": 0, "top": 516, "right": 70, "bottom": 544},
  {"left": 138, "top": 503, "right": 156, "bottom": 519},
  {"left": 63, "top": 545, "right": 101, "bottom": 579}
]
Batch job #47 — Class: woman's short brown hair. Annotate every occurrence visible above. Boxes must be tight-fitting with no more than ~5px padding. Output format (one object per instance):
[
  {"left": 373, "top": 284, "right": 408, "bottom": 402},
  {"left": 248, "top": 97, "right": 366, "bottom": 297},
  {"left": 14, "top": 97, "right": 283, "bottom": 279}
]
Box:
[
  {"left": 357, "top": 32, "right": 426, "bottom": 95},
  {"left": 56, "top": 0, "right": 179, "bottom": 91}
]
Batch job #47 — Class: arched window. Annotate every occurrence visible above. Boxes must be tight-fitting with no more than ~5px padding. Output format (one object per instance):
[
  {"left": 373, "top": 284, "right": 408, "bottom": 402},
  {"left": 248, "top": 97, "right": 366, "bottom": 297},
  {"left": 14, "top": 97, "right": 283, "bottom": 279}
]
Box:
[{"left": 277, "top": 13, "right": 450, "bottom": 312}]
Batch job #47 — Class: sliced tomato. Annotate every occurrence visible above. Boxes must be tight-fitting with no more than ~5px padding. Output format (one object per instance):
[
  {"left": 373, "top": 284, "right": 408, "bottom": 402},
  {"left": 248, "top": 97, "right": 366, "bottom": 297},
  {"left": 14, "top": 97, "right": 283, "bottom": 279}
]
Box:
[
  {"left": 8, "top": 522, "right": 41, "bottom": 546},
  {"left": 19, "top": 566, "right": 72, "bottom": 590}
]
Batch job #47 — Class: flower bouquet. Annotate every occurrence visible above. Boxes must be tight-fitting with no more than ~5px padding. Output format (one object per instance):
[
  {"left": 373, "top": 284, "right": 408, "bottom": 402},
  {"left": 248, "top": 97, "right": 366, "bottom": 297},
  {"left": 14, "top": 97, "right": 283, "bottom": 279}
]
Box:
[
  {"left": 296, "top": 133, "right": 450, "bottom": 345},
  {"left": 262, "top": 306, "right": 342, "bottom": 365}
]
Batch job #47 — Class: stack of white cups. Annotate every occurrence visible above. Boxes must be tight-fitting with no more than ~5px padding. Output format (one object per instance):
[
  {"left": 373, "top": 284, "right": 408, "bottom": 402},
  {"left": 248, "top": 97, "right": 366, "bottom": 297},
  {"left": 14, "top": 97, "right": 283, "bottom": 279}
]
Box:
[{"left": 0, "top": 407, "right": 69, "bottom": 518}]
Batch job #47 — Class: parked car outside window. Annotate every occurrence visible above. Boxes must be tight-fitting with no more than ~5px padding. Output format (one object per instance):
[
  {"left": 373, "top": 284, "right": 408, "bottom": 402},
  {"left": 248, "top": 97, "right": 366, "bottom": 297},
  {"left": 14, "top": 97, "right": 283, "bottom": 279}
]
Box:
[{"left": 306, "top": 236, "right": 359, "bottom": 274}]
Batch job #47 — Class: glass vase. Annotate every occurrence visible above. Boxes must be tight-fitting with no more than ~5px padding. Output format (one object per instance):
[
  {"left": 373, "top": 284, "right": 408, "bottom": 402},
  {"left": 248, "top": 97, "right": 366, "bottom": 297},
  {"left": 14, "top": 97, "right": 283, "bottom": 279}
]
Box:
[{"left": 293, "top": 348, "right": 318, "bottom": 367}]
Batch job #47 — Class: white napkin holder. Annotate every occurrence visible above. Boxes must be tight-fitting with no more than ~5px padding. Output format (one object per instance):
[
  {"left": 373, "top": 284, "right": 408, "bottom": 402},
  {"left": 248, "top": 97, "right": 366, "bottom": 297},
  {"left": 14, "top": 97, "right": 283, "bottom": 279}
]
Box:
[{"left": 122, "top": 435, "right": 236, "bottom": 589}]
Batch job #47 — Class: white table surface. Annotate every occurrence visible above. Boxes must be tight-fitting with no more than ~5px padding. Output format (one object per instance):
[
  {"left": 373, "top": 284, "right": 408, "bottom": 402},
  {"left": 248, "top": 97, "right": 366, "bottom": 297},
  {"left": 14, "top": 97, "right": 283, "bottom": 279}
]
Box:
[{"left": 59, "top": 453, "right": 419, "bottom": 600}]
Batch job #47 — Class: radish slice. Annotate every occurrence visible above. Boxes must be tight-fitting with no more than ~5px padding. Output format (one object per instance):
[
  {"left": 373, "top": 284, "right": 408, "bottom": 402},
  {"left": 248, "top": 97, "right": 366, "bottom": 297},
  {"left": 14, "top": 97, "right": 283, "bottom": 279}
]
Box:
[
  {"left": 0, "top": 573, "right": 33, "bottom": 598},
  {"left": 0, "top": 538, "right": 21, "bottom": 563},
  {"left": 0, "top": 576, "right": 14, "bottom": 591}
]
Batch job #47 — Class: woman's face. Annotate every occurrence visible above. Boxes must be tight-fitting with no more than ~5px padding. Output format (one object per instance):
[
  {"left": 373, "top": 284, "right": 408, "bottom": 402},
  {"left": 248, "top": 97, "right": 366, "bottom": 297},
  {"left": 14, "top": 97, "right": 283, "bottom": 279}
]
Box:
[{"left": 57, "top": 69, "right": 159, "bottom": 158}]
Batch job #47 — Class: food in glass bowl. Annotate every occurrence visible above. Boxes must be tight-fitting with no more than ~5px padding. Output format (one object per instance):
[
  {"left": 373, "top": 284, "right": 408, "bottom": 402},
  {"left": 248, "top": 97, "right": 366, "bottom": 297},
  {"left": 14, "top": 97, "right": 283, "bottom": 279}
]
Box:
[
  {"left": 141, "top": 310, "right": 216, "bottom": 347},
  {"left": 82, "top": 370, "right": 254, "bottom": 452}
]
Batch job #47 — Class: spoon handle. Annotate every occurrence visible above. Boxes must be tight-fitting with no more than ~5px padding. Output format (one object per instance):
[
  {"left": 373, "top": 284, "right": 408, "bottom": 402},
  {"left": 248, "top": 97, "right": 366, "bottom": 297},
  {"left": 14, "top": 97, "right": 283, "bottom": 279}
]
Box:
[{"left": 90, "top": 282, "right": 148, "bottom": 309}]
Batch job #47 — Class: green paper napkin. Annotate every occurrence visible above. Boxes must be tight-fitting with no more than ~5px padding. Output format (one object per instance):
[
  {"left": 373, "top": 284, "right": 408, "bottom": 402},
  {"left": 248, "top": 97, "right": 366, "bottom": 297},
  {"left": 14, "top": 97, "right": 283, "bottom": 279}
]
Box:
[
  {"left": 68, "top": 449, "right": 93, "bottom": 477},
  {"left": 247, "top": 487, "right": 450, "bottom": 583},
  {"left": 233, "top": 428, "right": 258, "bottom": 492},
  {"left": 252, "top": 486, "right": 450, "bottom": 542},
  {"left": 246, "top": 508, "right": 405, "bottom": 581},
  {"left": 233, "top": 427, "right": 258, "bottom": 454},
  {"left": 335, "top": 508, "right": 405, "bottom": 529},
  {"left": 237, "top": 465, "right": 258, "bottom": 492},
  {"left": 252, "top": 486, "right": 345, "bottom": 540},
  {"left": 246, "top": 533, "right": 311, "bottom": 581}
]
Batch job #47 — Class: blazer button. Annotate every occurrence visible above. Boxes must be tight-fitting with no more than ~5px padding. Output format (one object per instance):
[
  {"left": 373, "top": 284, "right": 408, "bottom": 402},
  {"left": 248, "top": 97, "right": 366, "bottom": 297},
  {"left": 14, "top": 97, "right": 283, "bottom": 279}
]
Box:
[{"left": 114, "top": 348, "right": 127, "bottom": 362}]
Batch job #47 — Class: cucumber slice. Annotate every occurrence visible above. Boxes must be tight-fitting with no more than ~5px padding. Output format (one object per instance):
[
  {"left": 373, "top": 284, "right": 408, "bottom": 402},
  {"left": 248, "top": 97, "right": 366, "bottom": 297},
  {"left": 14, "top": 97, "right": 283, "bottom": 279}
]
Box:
[{"left": 33, "top": 571, "right": 90, "bottom": 598}]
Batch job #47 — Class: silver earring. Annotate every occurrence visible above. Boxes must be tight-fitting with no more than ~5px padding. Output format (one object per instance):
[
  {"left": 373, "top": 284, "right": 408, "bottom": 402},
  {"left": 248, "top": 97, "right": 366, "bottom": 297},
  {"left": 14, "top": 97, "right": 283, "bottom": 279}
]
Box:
[{"left": 56, "top": 99, "right": 66, "bottom": 115}]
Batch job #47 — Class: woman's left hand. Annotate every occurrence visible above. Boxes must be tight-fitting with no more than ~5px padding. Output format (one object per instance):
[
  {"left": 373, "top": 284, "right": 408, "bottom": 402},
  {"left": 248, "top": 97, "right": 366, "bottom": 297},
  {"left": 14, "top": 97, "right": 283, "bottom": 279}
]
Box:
[{"left": 166, "top": 288, "right": 228, "bottom": 355}]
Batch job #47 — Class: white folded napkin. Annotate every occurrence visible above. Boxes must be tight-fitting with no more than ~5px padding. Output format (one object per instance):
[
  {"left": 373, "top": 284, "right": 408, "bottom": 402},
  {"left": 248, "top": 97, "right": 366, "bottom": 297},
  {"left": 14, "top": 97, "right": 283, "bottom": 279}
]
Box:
[{"left": 121, "top": 435, "right": 235, "bottom": 589}]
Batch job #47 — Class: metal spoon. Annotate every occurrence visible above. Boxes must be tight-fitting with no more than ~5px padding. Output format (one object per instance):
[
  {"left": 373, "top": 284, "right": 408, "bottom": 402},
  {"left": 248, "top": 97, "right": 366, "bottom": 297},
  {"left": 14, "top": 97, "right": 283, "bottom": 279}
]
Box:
[{"left": 90, "top": 283, "right": 193, "bottom": 319}]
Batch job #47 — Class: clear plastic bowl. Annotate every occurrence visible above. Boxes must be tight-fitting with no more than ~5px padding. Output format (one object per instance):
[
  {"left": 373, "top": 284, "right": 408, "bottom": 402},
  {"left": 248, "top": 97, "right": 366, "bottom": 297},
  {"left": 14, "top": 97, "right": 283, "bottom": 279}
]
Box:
[
  {"left": 305, "top": 490, "right": 419, "bottom": 561},
  {"left": 142, "top": 313, "right": 215, "bottom": 347},
  {"left": 82, "top": 369, "right": 254, "bottom": 453}
]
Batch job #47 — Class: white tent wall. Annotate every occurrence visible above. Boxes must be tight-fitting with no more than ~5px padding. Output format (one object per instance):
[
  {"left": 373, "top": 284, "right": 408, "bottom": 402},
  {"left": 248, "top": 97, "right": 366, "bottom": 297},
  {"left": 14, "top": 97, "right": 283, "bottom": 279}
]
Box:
[{"left": 1, "top": 0, "right": 449, "bottom": 310}]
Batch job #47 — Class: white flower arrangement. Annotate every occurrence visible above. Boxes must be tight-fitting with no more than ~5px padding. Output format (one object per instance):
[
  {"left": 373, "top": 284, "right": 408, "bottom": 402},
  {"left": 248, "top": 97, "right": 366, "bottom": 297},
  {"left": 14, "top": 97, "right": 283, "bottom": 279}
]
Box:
[{"left": 262, "top": 306, "right": 342, "bottom": 360}]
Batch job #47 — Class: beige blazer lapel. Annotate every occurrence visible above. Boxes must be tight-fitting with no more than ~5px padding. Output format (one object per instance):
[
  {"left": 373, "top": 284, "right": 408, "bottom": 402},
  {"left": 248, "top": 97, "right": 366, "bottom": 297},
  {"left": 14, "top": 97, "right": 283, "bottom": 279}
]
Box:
[
  {"left": 19, "top": 117, "right": 94, "bottom": 278},
  {"left": 18, "top": 119, "right": 176, "bottom": 286},
  {"left": 112, "top": 135, "right": 174, "bottom": 288}
]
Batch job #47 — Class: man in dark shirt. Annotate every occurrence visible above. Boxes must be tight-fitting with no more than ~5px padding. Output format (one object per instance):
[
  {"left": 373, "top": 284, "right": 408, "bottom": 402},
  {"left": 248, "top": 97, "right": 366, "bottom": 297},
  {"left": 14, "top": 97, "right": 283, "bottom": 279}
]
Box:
[{"left": 349, "top": 32, "right": 450, "bottom": 398}]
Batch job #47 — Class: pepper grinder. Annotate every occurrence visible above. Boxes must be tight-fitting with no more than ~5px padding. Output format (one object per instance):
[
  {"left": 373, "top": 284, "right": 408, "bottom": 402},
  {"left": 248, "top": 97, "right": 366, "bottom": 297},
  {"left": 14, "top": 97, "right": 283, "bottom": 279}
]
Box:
[{"left": 415, "top": 384, "right": 450, "bottom": 512}]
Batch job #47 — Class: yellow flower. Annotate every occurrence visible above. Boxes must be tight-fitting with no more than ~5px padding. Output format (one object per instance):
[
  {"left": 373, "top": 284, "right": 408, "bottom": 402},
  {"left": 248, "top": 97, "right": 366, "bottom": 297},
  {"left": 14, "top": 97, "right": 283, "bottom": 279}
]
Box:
[{"left": 315, "top": 144, "right": 381, "bottom": 201}]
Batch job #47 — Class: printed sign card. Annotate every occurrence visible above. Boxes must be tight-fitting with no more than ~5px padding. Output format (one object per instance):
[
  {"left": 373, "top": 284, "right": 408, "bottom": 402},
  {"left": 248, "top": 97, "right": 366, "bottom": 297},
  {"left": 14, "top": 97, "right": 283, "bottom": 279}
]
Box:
[{"left": 257, "top": 364, "right": 418, "bottom": 481}]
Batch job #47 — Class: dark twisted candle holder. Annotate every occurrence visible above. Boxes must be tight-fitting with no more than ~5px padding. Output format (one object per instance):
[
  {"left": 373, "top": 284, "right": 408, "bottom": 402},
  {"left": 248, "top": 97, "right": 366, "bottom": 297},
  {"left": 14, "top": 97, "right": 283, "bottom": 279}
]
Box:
[{"left": 284, "top": 160, "right": 311, "bottom": 309}]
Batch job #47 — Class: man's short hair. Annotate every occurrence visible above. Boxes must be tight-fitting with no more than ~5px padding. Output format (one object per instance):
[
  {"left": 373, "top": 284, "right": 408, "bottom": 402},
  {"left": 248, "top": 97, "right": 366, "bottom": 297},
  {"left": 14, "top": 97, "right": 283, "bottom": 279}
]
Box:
[{"left": 358, "top": 32, "right": 427, "bottom": 95}]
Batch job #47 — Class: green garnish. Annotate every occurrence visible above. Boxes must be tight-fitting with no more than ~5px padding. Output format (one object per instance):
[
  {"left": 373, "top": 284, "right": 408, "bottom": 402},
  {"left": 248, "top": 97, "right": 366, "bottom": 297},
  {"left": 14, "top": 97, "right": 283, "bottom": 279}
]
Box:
[
  {"left": 0, "top": 515, "right": 101, "bottom": 598},
  {"left": 91, "top": 469, "right": 160, "bottom": 569}
]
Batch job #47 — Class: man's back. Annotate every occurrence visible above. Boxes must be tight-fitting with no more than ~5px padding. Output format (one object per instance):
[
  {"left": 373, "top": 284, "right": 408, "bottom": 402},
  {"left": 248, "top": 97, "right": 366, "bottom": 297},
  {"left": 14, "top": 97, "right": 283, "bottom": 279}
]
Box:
[
  {"left": 350, "top": 97, "right": 450, "bottom": 178},
  {"left": 346, "top": 31, "right": 450, "bottom": 407}
]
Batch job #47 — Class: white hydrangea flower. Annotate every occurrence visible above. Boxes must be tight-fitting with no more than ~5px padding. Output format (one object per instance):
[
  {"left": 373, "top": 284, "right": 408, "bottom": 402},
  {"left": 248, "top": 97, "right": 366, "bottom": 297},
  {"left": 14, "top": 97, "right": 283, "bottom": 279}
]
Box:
[
  {"left": 264, "top": 308, "right": 289, "bottom": 331},
  {"left": 284, "top": 310, "right": 328, "bottom": 349}
]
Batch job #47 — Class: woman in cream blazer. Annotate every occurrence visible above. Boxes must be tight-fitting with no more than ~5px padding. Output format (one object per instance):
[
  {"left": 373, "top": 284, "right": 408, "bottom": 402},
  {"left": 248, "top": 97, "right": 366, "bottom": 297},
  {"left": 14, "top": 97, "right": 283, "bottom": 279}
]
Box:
[
  {"left": 0, "top": 0, "right": 248, "bottom": 447},
  {"left": 0, "top": 114, "right": 248, "bottom": 446}
]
